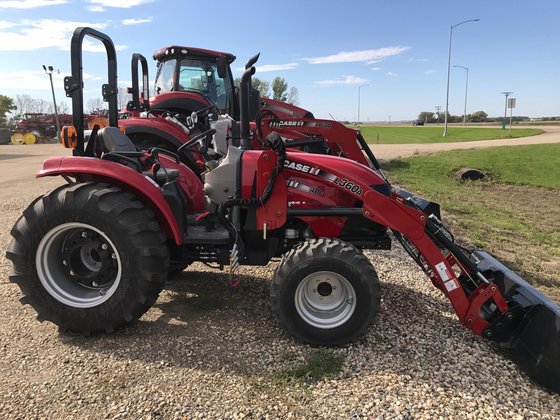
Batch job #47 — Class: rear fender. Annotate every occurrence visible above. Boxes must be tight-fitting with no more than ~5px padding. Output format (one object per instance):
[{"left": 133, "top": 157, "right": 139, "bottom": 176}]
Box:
[
  {"left": 37, "top": 156, "right": 184, "bottom": 245},
  {"left": 120, "top": 117, "right": 189, "bottom": 148}
]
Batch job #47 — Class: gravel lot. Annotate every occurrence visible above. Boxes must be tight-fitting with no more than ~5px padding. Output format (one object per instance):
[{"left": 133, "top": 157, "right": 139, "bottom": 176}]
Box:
[{"left": 1, "top": 143, "right": 559, "bottom": 418}]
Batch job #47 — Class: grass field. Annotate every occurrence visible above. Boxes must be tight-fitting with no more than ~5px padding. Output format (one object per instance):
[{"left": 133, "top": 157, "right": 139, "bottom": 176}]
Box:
[
  {"left": 360, "top": 125, "right": 543, "bottom": 144},
  {"left": 384, "top": 144, "right": 560, "bottom": 300}
]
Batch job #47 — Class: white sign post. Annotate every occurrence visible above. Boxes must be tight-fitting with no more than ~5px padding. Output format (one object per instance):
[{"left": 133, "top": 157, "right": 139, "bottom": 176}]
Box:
[{"left": 508, "top": 98, "right": 516, "bottom": 135}]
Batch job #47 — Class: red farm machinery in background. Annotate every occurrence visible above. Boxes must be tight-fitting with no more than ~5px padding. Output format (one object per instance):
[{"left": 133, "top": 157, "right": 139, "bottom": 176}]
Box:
[{"left": 6, "top": 27, "right": 560, "bottom": 394}]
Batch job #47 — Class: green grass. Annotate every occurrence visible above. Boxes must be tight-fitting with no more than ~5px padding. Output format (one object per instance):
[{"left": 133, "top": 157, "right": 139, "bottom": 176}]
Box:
[
  {"left": 385, "top": 144, "right": 560, "bottom": 298},
  {"left": 359, "top": 125, "right": 542, "bottom": 144},
  {"left": 273, "top": 348, "right": 344, "bottom": 385},
  {"left": 386, "top": 143, "right": 560, "bottom": 189}
]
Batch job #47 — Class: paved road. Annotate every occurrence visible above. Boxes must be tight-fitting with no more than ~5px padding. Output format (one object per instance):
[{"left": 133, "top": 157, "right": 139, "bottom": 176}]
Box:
[{"left": 369, "top": 125, "right": 560, "bottom": 160}]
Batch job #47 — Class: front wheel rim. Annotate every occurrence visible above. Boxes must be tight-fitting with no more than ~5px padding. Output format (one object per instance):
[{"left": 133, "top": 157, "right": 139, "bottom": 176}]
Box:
[
  {"left": 295, "top": 270, "right": 357, "bottom": 329},
  {"left": 36, "top": 222, "right": 122, "bottom": 308}
]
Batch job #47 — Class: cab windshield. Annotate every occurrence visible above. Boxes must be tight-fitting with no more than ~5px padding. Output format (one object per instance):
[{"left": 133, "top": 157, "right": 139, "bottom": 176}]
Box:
[{"left": 154, "top": 57, "right": 232, "bottom": 113}]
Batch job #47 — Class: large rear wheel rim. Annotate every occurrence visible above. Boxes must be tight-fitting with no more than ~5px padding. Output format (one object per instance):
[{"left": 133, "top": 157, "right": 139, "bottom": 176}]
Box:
[
  {"left": 36, "top": 222, "right": 122, "bottom": 308},
  {"left": 295, "top": 270, "right": 357, "bottom": 329}
]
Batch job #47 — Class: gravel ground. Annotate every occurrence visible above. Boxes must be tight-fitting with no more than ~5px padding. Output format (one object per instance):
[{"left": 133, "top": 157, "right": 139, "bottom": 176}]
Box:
[
  {"left": 1, "top": 192, "right": 560, "bottom": 419},
  {"left": 1, "top": 144, "right": 559, "bottom": 418}
]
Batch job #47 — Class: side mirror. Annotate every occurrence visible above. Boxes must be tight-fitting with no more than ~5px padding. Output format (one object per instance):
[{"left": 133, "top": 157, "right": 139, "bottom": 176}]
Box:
[{"left": 216, "top": 56, "right": 227, "bottom": 79}]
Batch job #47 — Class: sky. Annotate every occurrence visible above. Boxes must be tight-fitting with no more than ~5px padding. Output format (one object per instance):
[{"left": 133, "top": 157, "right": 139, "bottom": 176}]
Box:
[{"left": 1, "top": 0, "right": 560, "bottom": 122}]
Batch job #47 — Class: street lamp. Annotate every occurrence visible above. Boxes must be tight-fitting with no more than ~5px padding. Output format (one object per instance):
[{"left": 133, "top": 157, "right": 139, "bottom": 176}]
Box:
[
  {"left": 453, "top": 65, "right": 469, "bottom": 126},
  {"left": 357, "top": 84, "right": 369, "bottom": 126},
  {"left": 501, "top": 91, "right": 513, "bottom": 129},
  {"left": 443, "top": 18, "right": 479, "bottom": 136},
  {"left": 42, "top": 65, "right": 61, "bottom": 142}
]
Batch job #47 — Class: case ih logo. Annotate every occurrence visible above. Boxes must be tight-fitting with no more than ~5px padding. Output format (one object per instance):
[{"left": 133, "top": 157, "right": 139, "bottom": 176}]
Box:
[
  {"left": 269, "top": 120, "right": 304, "bottom": 128},
  {"left": 283, "top": 159, "right": 320, "bottom": 175}
]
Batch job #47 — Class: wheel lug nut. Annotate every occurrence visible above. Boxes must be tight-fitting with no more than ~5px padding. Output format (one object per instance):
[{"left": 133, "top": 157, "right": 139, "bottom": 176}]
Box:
[
  {"left": 101, "top": 244, "right": 108, "bottom": 250},
  {"left": 69, "top": 270, "right": 75, "bottom": 276},
  {"left": 92, "top": 281, "right": 99, "bottom": 287},
  {"left": 313, "top": 289, "right": 317, "bottom": 293},
  {"left": 81, "top": 231, "right": 88, "bottom": 238},
  {"left": 111, "top": 253, "right": 117, "bottom": 260},
  {"left": 62, "top": 260, "right": 67, "bottom": 266}
]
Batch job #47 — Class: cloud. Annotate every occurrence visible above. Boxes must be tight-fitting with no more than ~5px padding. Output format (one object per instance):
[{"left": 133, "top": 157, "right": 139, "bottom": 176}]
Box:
[
  {"left": 424, "top": 70, "right": 436, "bottom": 75},
  {"left": 0, "top": 0, "right": 68, "bottom": 9},
  {"left": 0, "top": 70, "right": 65, "bottom": 90},
  {"left": 0, "top": 19, "right": 127, "bottom": 51},
  {"left": 305, "top": 46, "right": 409, "bottom": 64},
  {"left": 121, "top": 17, "right": 152, "bottom": 25},
  {"left": 0, "top": 21, "right": 17, "bottom": 29},
  {"left": 315, "top": 75, "right": 368, "bottom": 86},
  {"left": 386, "top": 72, "right": 398, "bottom": 77},
  {"left": 371, "top": 67, "right": 381, "bottom": 71},
  {"left": 235, "top": 63, "right": 298, "bottom": 73},
  {"left": 87, "top": 0, "right": 154, "bottom": 11},
  {"left": 0, "top": 70, "right": 118, "bottom": 91},
  {"left": 407, "top": 57, "right": 428, "bottom": 63}
]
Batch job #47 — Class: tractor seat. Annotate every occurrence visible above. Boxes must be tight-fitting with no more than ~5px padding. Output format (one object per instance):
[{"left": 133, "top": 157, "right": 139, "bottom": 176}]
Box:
[{"left": 97, "top": 127, "right": 144, "bottom": 157}]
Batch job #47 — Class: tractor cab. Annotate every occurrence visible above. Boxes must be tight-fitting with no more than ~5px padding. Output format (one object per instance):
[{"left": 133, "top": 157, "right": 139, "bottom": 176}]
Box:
[{"left": 151, "top": 46, "right": 237, "bottom": 117}]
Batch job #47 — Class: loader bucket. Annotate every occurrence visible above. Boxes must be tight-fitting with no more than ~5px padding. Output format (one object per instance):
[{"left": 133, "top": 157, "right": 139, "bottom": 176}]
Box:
[{"left": 472, "top": 250, "right": 560, "bottom": 393}]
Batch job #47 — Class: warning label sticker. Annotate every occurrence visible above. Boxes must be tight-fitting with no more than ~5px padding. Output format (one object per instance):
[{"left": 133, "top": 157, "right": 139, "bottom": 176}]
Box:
[
  {"left": 444, "top": 279, "right": 459, "bottom": 292},
  {"left": 435, "top": 262, "right": 452, "bottom": 282}
]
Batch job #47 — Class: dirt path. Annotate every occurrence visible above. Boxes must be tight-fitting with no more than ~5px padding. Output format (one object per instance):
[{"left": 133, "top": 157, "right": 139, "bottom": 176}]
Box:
[
  {"left": 1, "top": 126, "right": 559, "bottom": 198},
  {"left": 370, "top": 125, "right": 560, "bottom": 160}
]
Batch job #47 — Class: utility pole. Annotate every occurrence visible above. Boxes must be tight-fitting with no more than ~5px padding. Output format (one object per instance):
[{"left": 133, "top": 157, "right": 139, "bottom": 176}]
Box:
[
  {"left": 42, "top": 65, "right": 61, "bottom": 142},
  {"left": 443, "top": 18, "right": 479, "bottom": 136},
  {"left": 435, "top": 105, "right": 442, "bottom": 123}
]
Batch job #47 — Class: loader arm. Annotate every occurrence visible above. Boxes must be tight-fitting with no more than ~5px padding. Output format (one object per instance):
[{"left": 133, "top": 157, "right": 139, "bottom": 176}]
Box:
[{"left": 274, "top": 152, "right": 560, "bottom": 393}]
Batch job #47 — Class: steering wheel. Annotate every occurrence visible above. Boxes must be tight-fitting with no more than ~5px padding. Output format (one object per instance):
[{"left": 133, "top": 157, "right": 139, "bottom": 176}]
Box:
[{"left": 177, "top": 128, "right": 217, "bottom": 154}]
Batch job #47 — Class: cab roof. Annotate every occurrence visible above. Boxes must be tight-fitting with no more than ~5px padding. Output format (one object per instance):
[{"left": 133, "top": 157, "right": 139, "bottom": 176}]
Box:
[{"left": 153, "top": 46, "right": 236, "bottom": 63}]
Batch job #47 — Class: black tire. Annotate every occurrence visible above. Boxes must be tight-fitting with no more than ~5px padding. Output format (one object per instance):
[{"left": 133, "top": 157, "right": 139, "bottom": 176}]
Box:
[
  {"left": 6, "top": 182, "right": 169, "bottom": 335},
  {"left": 270, "top": 238, "right": 380, "bottom": 345}
]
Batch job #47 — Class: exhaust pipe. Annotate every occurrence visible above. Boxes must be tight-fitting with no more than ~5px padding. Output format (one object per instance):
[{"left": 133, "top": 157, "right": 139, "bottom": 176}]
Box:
[
  {"left": 239, "top": 65, "right": 255, "bottom": 149},
  {"left": 472, "top": 250, "right": 560, "bottom": 393}
]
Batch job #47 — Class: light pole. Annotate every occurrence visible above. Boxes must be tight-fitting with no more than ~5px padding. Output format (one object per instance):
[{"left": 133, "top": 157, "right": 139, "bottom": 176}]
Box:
[
  {"left": 501, "top": 91, "right": 513, "bottom": 129},
  {"left": 357, "top": 84, "right": 369, "bottom": 126},
  {"left": 453, "top": 65, "right": 469, "bottom": 125},
  {"left": 42, "top": 65, "right": 61, "bottom": 142},
  {"left": 443, "top": 18, "right": 479, "bottom": 136}
]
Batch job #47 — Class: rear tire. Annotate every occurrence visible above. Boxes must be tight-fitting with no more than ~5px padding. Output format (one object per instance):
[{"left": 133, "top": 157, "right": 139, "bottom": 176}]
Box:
[
  {"left": 6, "top": 182, "right": 169, "bottom": 335},
  {"left": 270, "top": 238, "right": 380, "bottom": 345}
]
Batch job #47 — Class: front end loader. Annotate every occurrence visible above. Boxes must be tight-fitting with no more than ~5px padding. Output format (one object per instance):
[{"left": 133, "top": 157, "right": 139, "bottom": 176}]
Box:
[{"left": 6, "top": 27, "right": 560, "bottom": 394}]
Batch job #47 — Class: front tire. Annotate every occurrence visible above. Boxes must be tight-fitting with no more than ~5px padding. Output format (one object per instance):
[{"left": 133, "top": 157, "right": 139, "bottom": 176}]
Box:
[
  {"left": 6, "top": 182, "right": 169, "bottom": 335},
  {"left": 270, "top": 238, "right": 381, "bottom": 345}
]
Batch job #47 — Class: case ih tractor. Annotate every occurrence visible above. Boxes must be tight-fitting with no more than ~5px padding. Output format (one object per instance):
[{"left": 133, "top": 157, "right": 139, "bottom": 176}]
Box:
[
  {"left": 119, "top": 45, "right": 372, "bottom": 173},
  {"left": 6, "top": 28, "right": 560, "bottom": 394}
]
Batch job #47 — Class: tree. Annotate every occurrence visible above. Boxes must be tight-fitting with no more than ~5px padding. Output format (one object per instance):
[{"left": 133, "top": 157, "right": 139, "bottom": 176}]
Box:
[
  {"left": 117, "top": 87, "right": 130, "bottom": 110},
  {"left": 418, "top": 111, "right": 435, "bottom": 123},
  {"left": 87, "top": 98, "right": 106, "bottom": 114},
  {"left": 272, "top": 77, "right": 288, "bottom": 101},
  {"left": 0, "top": 95, "right": 16, "bottom": 127},
  {"left": 287, "top": 87, "right": 299, "bottom": 105},
  {"left": 234, "top": 77, "right": 270, "bottom": 98},
  {"left": 469, "top": 110, "right": 488, "bottom": 123},
  {"left": 252, "top": 78, "right": 270, "bottom": 98}
]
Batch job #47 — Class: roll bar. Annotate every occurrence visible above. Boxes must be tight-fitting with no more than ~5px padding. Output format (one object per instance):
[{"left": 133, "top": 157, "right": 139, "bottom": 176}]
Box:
[
  {"left": 64, "top": 27, "right": 118, "bottom": 155},
  {"left": 127, "top": 53, "right": 150, "bottom": 112}
]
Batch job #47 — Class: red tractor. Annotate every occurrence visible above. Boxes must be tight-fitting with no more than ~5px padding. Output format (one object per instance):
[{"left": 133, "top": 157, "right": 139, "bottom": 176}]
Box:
[
  {"left": 6, "top": 28, "right": 560, "bottom": 394},
  {"left": 119, "top": 45, "right": 373, "bottom": 175}
]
